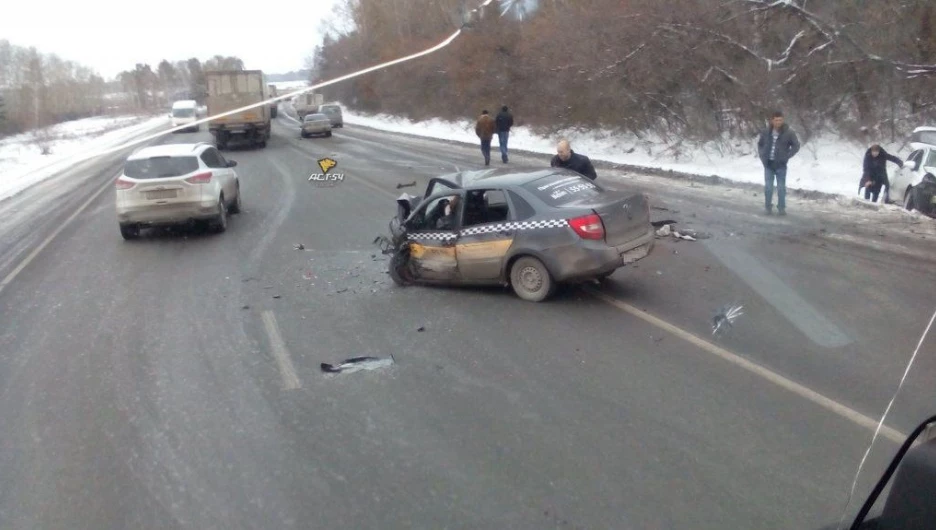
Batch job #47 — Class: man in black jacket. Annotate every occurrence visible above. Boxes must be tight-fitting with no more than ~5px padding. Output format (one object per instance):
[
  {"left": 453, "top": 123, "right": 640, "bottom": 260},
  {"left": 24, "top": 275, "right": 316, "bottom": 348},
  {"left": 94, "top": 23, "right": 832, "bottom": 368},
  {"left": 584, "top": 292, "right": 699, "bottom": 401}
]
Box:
[
  {"left": 861, "top": 144, "right": 903, "bottom": 203},
  {"left": 495, "top": 106, "right": 513, "bottom": 163},
  {"left": 550, "top": 139, "right": 597, "bottom": 180},
  {"left": 757, "top": 110, "right": 800, "bottom": 215}
]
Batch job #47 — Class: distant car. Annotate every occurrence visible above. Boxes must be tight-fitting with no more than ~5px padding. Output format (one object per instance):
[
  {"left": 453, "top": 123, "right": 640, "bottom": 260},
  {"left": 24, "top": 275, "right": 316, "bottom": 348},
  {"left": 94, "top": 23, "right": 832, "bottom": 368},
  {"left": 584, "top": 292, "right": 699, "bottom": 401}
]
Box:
[
  {"left": 170, "top": 100, "right": 199, "bottom": 132},
  {"left": 380, "top": 168, "right": 656, "bottom": 302},
  {"left": 301, "top": 113, "right": 332, "bottom": 138},
  {"left": 115, "top": 143, "right": 242, "bottom": 239},
  {"left": 890, "top": 141, "right": 936, "bottom": 216},
  {"left": 316, "top": 104, "right": 343, "bottom": 128}
]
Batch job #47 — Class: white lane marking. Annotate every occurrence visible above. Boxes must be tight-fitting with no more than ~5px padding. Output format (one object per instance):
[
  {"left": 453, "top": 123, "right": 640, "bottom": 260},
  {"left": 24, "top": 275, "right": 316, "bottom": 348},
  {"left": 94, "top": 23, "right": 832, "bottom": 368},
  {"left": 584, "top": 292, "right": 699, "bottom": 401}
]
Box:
[
  {"left": 260, "top": 310, "right": 302, "bottom": 391},
  {"left": 585, "top": 287, "right": 907, "bottom": 443},
  {"left": 0, "top": 173, "right": 114, "bottom": 296}
]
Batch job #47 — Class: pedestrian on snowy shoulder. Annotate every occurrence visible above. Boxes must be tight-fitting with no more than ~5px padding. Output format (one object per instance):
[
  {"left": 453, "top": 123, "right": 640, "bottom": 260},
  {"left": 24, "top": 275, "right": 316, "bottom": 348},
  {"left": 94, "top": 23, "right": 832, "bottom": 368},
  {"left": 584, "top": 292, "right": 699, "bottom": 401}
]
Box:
[
  {"left": 860, "top": 144, "right": 903, "bottom": 203},
  {"left": 757, "top": 110, "right": 800, "bottom": 216},
  {"left": 550, "top": 139, "right": 597, "bottom": 180},
  {"left": 475, "top": 110, "right": 496, "bottom": 166},
  {"left": 495, "top": 105, "right": 514, "bottom": 163}
]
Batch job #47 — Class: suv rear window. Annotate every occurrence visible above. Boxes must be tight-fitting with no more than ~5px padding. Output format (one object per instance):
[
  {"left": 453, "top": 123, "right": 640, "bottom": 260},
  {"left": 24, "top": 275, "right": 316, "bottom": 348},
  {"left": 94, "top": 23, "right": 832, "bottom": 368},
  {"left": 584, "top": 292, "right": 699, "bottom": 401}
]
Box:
[
  {"left": 523, "top": 173, "right": 603, "bottom": 206},
  {"left": 124, "top": 156, "right": 199, "bottom": 179}
]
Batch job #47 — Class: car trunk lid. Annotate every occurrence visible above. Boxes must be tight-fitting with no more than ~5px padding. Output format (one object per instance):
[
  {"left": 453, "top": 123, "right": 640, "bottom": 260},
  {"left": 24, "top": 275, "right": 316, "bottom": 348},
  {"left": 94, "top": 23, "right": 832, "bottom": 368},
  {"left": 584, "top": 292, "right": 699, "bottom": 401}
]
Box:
[{"left": 566, "top": 191, "right": 650, "bottom": 246}]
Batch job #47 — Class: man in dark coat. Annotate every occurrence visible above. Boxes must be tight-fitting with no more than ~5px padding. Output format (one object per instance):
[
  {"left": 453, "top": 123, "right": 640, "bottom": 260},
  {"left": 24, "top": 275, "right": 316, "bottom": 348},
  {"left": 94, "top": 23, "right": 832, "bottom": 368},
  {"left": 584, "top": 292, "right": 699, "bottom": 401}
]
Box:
[
  {"left": 757, "top": 110, "right": 800, "bottom": 215},
  {"left": 475, "top": 110, "right": 495, "bottom": 166},
  {"left": 861, "top": 144, "right": 904, "bottom": 203},
  {"left": 550, "top": 139, "right": 597, "bottom": 180},
  {"left": 495, "top": 105, "right": 514, "bottom": 163}
]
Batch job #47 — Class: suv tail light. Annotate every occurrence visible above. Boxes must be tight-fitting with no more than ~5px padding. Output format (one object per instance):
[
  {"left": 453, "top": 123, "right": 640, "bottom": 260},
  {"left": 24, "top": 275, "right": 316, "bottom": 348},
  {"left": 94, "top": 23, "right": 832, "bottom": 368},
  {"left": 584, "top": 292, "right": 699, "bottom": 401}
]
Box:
[
  {"left": 185, "top": 171, "right": 213, "bottom": 184},
  {"left": 569, "top": 213, "right": 605, "bottom": 240},
  {"left": 115, "top": 177, "right": 135, "bottom": 190}
]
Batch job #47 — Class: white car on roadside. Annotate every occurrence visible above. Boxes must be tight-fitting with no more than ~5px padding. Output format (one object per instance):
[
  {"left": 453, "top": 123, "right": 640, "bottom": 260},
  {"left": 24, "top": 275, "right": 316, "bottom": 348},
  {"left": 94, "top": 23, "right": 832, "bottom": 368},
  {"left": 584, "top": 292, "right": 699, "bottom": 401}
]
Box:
[
  {"left": 115, "top": 143, "right": 242, "bottom": 239},
  {"left": 889, "top": 127, "right": 936, "bottom": 215}
]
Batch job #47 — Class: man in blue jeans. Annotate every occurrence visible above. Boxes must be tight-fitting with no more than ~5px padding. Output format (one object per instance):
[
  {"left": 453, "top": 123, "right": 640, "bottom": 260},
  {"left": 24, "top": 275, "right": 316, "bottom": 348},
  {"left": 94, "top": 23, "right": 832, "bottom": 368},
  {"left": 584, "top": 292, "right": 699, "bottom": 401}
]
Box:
[
  {"left": 757, "top": 110, "right": 800, "bottom": 215},
  {"left": 495, "top": 105, "right": 514, "bottom": 163}
]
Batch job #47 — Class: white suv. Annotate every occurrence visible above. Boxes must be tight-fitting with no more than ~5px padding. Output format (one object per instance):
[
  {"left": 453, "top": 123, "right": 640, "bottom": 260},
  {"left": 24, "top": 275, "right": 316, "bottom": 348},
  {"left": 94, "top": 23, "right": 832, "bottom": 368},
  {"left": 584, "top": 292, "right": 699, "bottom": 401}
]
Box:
[{"left": 115, "top": 143, "right": 242, "bottom": 239}]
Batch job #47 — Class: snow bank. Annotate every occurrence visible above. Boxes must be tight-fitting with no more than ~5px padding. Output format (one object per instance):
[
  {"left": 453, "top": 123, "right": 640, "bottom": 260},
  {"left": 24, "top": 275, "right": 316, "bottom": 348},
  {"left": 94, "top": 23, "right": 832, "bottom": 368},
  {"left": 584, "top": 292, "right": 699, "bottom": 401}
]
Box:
[
  {"left": 340, "top": 107, "right": 904, "bottom": 199},
  {"left": 270, "top": 81, "right": 311, "bottom": 91},
  {"left": 0, "top": 115, "right": 169, "bottom": 201}
]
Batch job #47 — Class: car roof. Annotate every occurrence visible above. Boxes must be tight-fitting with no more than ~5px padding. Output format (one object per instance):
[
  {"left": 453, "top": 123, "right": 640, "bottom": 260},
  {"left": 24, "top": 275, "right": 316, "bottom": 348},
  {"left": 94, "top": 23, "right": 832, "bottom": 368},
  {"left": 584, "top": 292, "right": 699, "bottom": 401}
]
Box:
[
  {"left": 431, "top": 167, "right": 588, "bottom": 189},
  {"left": 128, "top": 143, "right": 209, "bottom": 160},
  {"left": 913, "top": 126, "right": 936, "bottom": 133}
]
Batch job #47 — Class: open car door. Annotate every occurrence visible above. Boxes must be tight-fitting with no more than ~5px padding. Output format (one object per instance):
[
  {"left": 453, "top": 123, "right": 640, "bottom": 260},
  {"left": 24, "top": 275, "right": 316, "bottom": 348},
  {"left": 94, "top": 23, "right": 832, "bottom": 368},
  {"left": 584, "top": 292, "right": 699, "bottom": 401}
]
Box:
[{"left": 401, "top": 191, "right": 465, "bottom": 281}]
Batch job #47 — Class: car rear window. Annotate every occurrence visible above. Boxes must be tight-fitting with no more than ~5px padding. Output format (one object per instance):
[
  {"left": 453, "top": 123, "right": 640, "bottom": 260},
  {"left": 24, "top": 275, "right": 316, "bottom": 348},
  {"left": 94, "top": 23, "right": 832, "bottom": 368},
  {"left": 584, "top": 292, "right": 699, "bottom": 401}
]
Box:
[
  {"left": 124, "top": 156, "right": 199, "bottom": 179},
  {"left": 912, "top": 130, "right": 936, "bottom": 146},
  {"left": 523, "top": 173, "right": 603, "bottom": 206},
  {"left": 172, "top": 108, "right": 195, "bottom": 117}
]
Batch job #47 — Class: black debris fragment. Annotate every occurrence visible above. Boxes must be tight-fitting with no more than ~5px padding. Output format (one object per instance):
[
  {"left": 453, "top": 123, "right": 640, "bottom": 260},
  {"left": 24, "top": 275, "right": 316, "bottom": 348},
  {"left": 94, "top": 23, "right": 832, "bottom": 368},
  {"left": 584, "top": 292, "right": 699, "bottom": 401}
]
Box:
[
  {"left": 273, "top": 295, "right": 282, "bottom": 299},
  {"left": 321, "top": 356, "right": 394, "bottom": 374},
  {"left": 294, "top": 244, "right": 305, "bottom": 251},
  {"left": 241, "top": 305, "right": 250, "bottom": 310},
  {"left": 651, "top": 219, "right": 677, "bottom": 228},
  {"left": 417, "top": 326, "right": 425, "bottom": 332},
  {"left": 336, "top": 288, "right": 348, "bottom": 293},
  {"left": 396, "top": 181, "right": 417, "bottom": 189}
]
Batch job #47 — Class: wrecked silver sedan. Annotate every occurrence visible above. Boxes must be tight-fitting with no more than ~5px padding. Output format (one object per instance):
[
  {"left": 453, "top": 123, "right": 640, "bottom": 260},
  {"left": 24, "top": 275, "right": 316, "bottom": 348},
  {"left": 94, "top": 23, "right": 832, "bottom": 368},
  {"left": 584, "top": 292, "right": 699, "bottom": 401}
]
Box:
[{"left": 378, "top": 168, "right": 656, "bottom": 302}]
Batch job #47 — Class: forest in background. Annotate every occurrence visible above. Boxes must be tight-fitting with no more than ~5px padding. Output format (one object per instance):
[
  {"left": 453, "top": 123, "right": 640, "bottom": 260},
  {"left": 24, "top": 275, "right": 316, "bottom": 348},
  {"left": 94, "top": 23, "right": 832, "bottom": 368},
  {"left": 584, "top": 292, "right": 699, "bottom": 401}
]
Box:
[{"left": 310, "top": 0, "right": 936, "bottom": 145}]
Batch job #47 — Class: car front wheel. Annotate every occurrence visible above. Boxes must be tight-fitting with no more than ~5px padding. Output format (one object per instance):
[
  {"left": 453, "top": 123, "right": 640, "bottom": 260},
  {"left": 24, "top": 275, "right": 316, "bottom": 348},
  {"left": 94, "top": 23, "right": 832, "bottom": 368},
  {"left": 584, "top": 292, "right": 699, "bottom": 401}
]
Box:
[
  {"left": 904, "top": 186, "right": 916, "bottom": 211},
  {"left": 510, "top": 256, "right": 555, "bottom": 302}
]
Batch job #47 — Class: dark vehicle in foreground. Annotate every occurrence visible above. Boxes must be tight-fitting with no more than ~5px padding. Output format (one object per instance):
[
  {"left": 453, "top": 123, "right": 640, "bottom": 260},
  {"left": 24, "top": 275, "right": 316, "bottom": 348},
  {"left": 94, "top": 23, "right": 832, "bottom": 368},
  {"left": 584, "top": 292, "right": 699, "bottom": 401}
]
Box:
[{"left": 379, "top": 168, "right": 655, "bottom": 302}]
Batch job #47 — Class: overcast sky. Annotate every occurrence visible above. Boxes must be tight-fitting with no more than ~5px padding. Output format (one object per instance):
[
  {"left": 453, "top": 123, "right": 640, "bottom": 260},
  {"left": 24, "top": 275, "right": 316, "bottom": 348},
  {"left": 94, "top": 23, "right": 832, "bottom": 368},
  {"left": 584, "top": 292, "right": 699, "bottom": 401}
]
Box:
[{"left": 0, "top": 0, "right": 342, "bottom": 80}]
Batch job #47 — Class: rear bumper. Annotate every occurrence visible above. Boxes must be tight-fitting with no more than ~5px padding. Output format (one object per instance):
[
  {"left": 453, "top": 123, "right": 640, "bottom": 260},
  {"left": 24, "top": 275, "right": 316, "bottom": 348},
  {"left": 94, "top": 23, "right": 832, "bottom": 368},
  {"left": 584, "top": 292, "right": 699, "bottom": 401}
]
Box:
[
  {"left": 117, "top": 199, "right": 220, "bottom": 225},
  {"left": 548, "top": 226, "right": 656, "bottom": 281}
]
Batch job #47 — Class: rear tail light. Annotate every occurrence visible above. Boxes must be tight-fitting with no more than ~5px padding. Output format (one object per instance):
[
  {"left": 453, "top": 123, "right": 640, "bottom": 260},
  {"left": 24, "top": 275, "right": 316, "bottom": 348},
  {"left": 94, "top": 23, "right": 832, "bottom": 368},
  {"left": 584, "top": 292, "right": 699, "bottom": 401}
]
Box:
[
  {"left": 115, "top": 177, "right": 135, "bottom": 190},
  {"left": 569, "top": 213, "right": 605, "bottom": 240},
  {"left": 185, "top": 171, "right": 213, "bottom": 184}
]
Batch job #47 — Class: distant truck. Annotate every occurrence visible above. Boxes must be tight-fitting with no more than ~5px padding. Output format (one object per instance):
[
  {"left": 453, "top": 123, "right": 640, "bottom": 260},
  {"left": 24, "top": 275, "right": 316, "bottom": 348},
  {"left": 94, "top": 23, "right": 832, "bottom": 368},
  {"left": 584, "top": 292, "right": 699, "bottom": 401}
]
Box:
[
  {"left": 294, "top": 92, "right": 324, "bottom": 121},
  {"left": 267, "top": 84, "right": 279, "bottom": 118},
  {"left": 205, "top": 70, "right": 271, "bottom": 150},
  {"left": 170, "top": 100, "right": 199, "bottom": 132}
]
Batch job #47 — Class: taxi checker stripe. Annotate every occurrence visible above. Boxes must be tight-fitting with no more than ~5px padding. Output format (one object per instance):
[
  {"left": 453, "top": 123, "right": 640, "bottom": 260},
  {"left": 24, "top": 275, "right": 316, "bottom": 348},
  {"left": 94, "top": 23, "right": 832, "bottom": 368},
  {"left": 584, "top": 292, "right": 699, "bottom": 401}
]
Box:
[
  {"left": 460, "top": 219, "right": 568, "bottom": 236},
  {"left": 407, "top": 232, "right": 457, "bottom": 241}
]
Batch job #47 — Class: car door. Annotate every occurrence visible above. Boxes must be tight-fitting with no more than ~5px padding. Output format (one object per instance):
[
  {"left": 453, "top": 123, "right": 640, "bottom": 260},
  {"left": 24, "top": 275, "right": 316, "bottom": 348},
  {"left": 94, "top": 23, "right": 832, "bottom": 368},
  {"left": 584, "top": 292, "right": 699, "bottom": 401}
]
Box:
[
  {"left": 201, "top": 147, "right": 234, "bottom": 198},
  {"left": 891, "top": 150, "right": 922, "bottom": 203},
  {"left": 403, "top": 192, "right": 464, "bottom": 281},
  {"left": 456, "top": 189, "right": 515, "bottom": 281}
]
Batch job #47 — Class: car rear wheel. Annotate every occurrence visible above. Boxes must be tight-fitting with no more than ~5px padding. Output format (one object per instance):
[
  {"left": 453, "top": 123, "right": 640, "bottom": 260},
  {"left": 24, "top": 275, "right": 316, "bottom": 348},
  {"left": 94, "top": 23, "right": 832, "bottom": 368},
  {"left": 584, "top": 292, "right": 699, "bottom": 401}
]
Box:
[
  {"left": 211, "top": 197, "right": 228, "bottom": 233},
  {"left": 904, "top": 186, "right": 916, "bottom": 211},
  {"left": 326, "top": 131, "right": 332, "bottom": 137},
  {"left": 229, "top": 184, "right": 242, "bottom": 214},
  {"left": 510, "top": 256, "right": 555, "bottom": 302},
  {"left": 119, "top": 223, "right": 140, "bottom": 240}
]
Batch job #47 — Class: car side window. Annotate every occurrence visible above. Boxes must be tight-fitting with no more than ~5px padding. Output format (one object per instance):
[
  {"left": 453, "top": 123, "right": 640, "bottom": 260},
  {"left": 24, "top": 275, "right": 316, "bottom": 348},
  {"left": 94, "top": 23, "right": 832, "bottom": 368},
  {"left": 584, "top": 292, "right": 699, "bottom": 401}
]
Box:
[
  {"left": 507, "top": 190, "right": 536, "bottom": 220},
  {"left": 925, "top": 150, "right": 936, "bottom": 168},
  {"left": 407, "top": 194, "right": 460, "bottom": 231},
  {"left": 462, "top": 189, "right": 511, "bottom": 227},
  {"left": 907, "top": 150, "right": 923, "bottom": 168},
  {"left": 201, "top": 149, "right": 223, "bottom": 168}
]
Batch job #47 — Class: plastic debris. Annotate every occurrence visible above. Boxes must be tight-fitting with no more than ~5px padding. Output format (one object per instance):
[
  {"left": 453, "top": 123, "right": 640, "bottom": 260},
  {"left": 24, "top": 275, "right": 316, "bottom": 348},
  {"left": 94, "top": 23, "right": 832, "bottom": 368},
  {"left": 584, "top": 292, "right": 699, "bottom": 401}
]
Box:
[
  {"left": 321, "top": 356, "right": 394, "bottom": 374},
  {"left": 656, "top": 225, "right": 672, "bottom": 237},
  {"left": 712, "top": 304, "right": 744, "bottom": 337},
  {"left": 294, "top": 244, "right": 305, "bottom": 251}
]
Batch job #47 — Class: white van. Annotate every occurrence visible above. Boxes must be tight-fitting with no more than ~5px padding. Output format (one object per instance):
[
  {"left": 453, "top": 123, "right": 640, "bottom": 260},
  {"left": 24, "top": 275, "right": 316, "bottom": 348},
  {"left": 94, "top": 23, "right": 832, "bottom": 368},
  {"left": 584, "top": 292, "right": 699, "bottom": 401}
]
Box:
[{"left": 170, "top": 100, "right": 199, "bottom": 132}]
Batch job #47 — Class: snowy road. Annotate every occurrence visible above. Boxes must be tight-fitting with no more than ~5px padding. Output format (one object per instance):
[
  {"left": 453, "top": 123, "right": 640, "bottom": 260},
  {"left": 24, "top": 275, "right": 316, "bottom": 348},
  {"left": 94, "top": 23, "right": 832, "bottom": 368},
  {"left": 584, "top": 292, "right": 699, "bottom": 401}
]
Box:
[{"left": 0, "top": 115, "right": 933, "bottom": 529}]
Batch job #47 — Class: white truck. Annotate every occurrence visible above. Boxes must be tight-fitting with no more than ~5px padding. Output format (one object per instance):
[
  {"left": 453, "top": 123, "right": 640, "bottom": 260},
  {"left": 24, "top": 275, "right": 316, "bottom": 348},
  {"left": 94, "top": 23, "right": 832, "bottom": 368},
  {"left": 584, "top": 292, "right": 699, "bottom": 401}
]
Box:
[
  {"left": 205, "top": 70, "right": 272, "bottom": 150},
  {"left": 170, "top": 100, "right": 199, "bottom": 132},
  {"left": 294, "top": 92, "right": 324, "bottom": 121}
]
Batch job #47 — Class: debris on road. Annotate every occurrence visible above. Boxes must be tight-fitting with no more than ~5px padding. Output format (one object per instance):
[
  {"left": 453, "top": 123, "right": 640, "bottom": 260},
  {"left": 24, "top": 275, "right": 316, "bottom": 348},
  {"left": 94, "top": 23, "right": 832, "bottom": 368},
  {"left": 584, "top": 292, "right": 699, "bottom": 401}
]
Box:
[
  {"left": 417, "top": 326, "right": 425, "bottom": 332},
  {"left": 651, "top": 219, "right": 677, "bottom": 228},
  {"left": 321, "top": 356, "right": 394, "bottom": 374},
  {"left": 712, "top": 304, "right": 744, "bottom": 337},
  {"left": 294, "top": 243, "right": 305, "bottom": 251},
  {"left": 336, "top": 288, "right": 348, "bottom": 293},
  {"left": 396, "top": 181, "right": 417, "bottom": 189},
  {"left": 241, "top": 305, "right": 250, "bottom": 310},
  {"left": 673, "top": 232, "right": 697, "bottom": 241},
  {"left": 273, "top": 295, "right": 282, "bottom": 299},
  {"left": 656, "top": 224, "right": 672, "bottom": 237}
]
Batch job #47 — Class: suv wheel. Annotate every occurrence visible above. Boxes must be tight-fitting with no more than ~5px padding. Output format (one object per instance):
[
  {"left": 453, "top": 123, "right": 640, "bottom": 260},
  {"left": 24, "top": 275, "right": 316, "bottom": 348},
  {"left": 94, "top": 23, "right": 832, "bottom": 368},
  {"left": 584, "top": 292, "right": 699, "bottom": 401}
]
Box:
[
  {"left": 212, "top": 197, "right": 228, "bottom": 233},
  {"left": 119, "top": 223, "right": 140, "bottom": 240},
  {"left": 904, "top": 186, "right": 916, "bottom": 211},
  {"left": 229, "top": 184, "right": 242, "bottom": 214}
]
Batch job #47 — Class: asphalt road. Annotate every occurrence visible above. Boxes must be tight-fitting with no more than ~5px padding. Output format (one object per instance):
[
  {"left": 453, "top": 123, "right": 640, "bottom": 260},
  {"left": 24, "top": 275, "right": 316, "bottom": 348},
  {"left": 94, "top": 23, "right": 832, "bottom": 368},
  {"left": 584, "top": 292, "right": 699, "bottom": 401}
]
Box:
[{"left": 0, "top": 113, "right": 934, "bottom": 529}]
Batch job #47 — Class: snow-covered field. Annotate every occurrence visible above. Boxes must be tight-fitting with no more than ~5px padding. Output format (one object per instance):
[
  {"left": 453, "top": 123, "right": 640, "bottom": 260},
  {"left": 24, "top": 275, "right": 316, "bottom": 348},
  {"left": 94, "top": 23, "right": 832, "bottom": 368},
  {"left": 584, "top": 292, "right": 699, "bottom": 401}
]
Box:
[
  {"left": 0, "top": 115, "right": 169, "bottom": 201},
  {"left": 339, "top": 107, "right": 909, "bottom": 200},
  {"left": 270, "top": 80, "right": 311, "bottom": 91}
]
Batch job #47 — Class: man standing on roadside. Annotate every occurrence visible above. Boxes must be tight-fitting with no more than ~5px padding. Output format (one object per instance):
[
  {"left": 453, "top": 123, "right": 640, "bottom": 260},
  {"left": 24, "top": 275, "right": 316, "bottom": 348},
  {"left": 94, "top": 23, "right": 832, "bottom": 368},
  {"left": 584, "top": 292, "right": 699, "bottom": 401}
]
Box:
[
  {"left": 475, "top": 110, "right": 496, "bottom": 166},
  {"left": 495, "top": 105, "right": 514, "bottom": 163},
  {"left": 757, "top": 110, "right": 800, "bottom": 215},
  {"left": 550, "top": 138, "right": 598, "bottom": 180}
]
